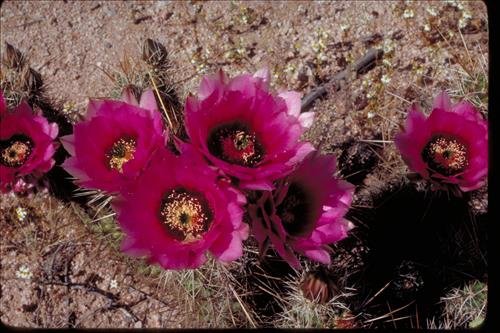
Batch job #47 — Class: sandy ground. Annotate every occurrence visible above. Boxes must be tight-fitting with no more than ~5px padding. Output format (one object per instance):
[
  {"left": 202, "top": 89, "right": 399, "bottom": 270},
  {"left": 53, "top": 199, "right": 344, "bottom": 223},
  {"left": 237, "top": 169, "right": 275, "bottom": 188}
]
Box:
[{"left": 1, "top": 0, "right": 488, "bottom": 328}]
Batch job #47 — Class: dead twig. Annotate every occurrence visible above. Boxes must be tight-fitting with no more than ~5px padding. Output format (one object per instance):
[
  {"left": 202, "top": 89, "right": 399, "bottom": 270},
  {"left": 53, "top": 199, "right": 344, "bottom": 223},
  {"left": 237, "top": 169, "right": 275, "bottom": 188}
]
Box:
[{"left": 301, "top": 48, "right": 384, "bottom": 112}]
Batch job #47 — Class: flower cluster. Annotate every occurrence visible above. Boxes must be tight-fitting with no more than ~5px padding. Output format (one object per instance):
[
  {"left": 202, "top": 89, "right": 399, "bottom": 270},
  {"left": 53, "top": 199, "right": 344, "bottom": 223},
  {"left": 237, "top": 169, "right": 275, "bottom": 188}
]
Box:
[
  {"left": 0, "top": 90, "right": 58, "bottom": 193},
  {"left": 4, "top": 67, "right": 487, "bottom": 272},
  {"left": 60, "top": 69, "right": 354, "bottom": 270}
]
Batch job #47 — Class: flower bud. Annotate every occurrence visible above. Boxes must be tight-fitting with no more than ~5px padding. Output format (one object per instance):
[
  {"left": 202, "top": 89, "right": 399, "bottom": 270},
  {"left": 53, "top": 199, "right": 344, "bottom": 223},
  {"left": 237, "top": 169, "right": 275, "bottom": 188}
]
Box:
[{"left": 142, "top": 38, "right": 168, "bottom": 67}]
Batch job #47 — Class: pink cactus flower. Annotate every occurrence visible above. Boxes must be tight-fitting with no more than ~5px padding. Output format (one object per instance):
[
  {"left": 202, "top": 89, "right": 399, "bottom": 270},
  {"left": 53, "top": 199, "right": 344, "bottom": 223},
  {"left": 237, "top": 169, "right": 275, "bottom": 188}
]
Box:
[
  {"left": 248, "top": 152, "right": 354, "bottom": 269},
  {"left": 395, "top": 91, "right": 488, "bottom": 192},
  {"left": 114, "top": 144, "right": 249, "bottom": 269},
  {"left": 0, "top": 90, "right": 58, "bottom": 193},
  {"left": 61, "top": 88, "right": 166, "bottom": 193},
  {"left": 185, "top": 69, "right": 315, "bottom": 191}
]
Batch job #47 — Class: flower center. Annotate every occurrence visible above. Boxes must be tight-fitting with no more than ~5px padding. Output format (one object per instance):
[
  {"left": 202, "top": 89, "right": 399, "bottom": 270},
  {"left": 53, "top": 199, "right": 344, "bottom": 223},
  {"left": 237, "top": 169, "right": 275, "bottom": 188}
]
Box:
[
  {"left": 208, "top": 123, "right": 264, "bottom": 167},
  {"left": 276, "top": 183, "right": 311, "bottom": 236},
  {"left": 0, "top": 134, "right": 34, "bottom": 167},
  {"left": 106, "top": 136, "right": 137, "bottom": 173},
  {"left": 159, "top": 188, "right": 213, "bottom": 242},
  {"left": 422, "top": 135, "right": 469, "bottom": 176}
]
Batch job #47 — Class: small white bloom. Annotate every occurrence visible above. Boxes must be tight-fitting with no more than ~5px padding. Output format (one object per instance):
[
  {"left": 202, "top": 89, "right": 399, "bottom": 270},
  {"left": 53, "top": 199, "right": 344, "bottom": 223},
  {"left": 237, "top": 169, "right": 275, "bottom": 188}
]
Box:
[
  {"left": 110, "top": 279, "right": 118, "bottom": 289},
  {"left": 366, "top": 91, "right": 374, "bottom": 99},
  {"left": 367, "top": 112, "right": 375, "bottom": 119},
  {"left": 236, "top": 47, "right": 245, "bottom": 56},
  {"left": 15, "top": 207, "right": 28, "bottom": 222},
  {"left": 340, "top": 23, "right": 350, "bottom": 31},
  {"left": 317, "top": 53, "right": 328, "bottom": 62},
  {"left": 381, "top": 74, "right": 391, "bottom": 85},
  {"left": 458, "top": 17, "right": 468, "bottom": 29},
  {"left": 383, "top": 40, "right": 395, "bottom": 54},
  {"left": 317, "top": 28, "right": 329, "bottom": 39},
  {"left": 426, "top": 7, "right": 438, "bottom": 16},
  {"left": 423, "top": 23, "right": 431, "bottom": 32},
  {"left": 403, "top": 9, "right": 415, "bottom": 19},
  {"left": 196, "top": 63, "right": 208, "bottom": 74},
  {"left": 311, "top": 41, "right": 321, "bottom": 53},
  {"left": 462, "top": 11, "right": 472, "bottom": 20},
  {"left": 224, "top": 50, "right": 234, "bottom": 59},
  {"left": 284, "top": 63, "right": 296, "bottom": 74},
  {"left": 16, "top": 265, "right": 32, "bottom": 280}
]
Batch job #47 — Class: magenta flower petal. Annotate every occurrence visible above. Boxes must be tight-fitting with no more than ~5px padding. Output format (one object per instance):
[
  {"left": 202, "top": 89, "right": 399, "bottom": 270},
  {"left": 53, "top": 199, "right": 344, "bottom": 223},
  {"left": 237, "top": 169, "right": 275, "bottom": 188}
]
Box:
[
  {"left": 0, "top": 90, "right": 6, "bottom": 118},
  {"left": 301, "top": 248, "right": 331, "bottom": 265},
  {"left": 185, "top": 69, "right": 315, "bottom": 190},
  {"left": 278, "top": 91, "right": 301, "bottom": 117},
  {"left": 139, "top": 89, "right": 159, "bottom": 112},
  {"left": 210, "top": 230, "right": 245, "bottom": 262},
  {"left": 432, "top": 90, "right": 452, "bottom": 112},
  {"left": 1, "top": 94, "right": 58, "bottom": 192},
  {"left": 198, "top": 69, "right": 227, "bottom": 100},
  {"left": 249, "top": 152, "right": 354, "bottom": 268},
  {"left": 253, "top": 68, "right": 270, "bottom": 90},
  {"left": 121, "top": 87, "right": 139, "bottom": 106},
  {"left": 114, "top": 145, "right": 248, "bottom": 270},
  {"left": 62, "top": 89, "right": 167, "bottom": 193},
  {"left": 395, "top": 91, "right": 488, "bottom": 192}
]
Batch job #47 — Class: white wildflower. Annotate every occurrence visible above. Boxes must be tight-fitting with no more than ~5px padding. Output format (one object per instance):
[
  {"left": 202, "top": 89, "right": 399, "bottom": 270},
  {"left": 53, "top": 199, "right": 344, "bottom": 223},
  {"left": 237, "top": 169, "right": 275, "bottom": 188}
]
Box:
[
  {"left": 311, "top": 41, "right": 321, "bottom": 53},
  {"left": 15, "top": 207, "right": 28, "bottom": 222},
  {"left": 317, "top": 28, "right": 329, "bottom": 39},
  {"left": 284, "top": 63, "right": 296, "bottom": 74},
  {"left": 110, "top": 279, "right": 118, "bottom": 289},
  {"left": 426, "top": 7, "right": 438, "bottom": 16},
  {"left": 445, "top": 0, "right": 458, "bottom": 7},
  {"left": 423, "top": 23, "right": 431, "bottom": 32},
  {"left": 381, "top": 74, "right": 391, "bottom": 85},
  {"left": 367, "top": 112, "right": 375, "bottom": 119},
  {"left": 16, "top": 265, "right": 33, "bottom": 280},
  {"left": 458, "top": 17, "right": 468, "bottom": 29},
  {"left": 383, "top": 40, "right": 395, "bottom": 54},
  {"left": 236, "top": 46, "right": 246, "bottom": 57},
  {"left": 340, "top": 23, "right": 350, "bottom": 31},
  {"left": 403, "top": 9, "right": 415, "bottom": 19}
]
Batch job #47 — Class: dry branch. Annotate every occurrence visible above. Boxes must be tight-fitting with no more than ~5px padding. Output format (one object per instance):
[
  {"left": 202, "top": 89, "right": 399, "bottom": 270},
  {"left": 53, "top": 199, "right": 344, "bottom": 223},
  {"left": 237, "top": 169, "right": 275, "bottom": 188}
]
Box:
[{"left": 301, "top": 48, "right": 384, "bottom": 112}]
